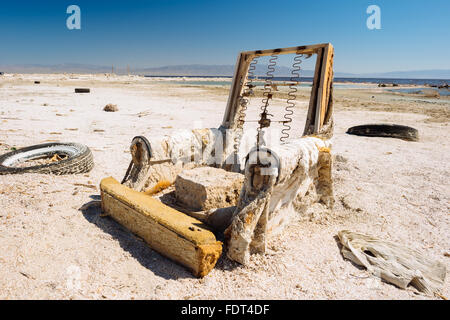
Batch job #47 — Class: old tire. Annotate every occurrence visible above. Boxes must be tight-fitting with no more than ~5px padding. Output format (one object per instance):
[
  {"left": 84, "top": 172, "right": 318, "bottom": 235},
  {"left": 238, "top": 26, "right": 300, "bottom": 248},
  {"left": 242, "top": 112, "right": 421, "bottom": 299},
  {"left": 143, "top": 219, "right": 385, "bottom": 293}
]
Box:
[
  {"left": 346, "top": 124, "right": 419, "bottom": 141},
  {"left": 75, "top": 88, "right": 90, "bottom": 93},
  {"left": 0, "top": 142, "right": 94, "bottom": 175}
]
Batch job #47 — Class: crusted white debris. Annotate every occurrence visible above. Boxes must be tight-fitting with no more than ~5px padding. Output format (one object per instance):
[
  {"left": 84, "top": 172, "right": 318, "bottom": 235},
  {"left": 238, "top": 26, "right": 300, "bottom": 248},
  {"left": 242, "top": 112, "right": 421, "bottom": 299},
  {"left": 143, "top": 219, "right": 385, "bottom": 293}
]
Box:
[
  {"left": 175, "top": 167, "right": 244, "bottom": 211},
  {"left": 226, "top": 137, "right": 334, "bottom": 265}
]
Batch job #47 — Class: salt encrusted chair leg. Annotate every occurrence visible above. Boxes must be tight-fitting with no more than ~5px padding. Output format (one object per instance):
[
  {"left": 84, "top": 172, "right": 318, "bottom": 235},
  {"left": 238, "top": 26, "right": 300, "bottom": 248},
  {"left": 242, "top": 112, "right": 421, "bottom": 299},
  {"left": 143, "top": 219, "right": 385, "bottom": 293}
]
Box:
[
  {"left": 249, "top": 194, "right": 271, "bottom": 255},
  {"left": 226, "top": 152, "right": 277, "bottom": 264},
  {"left": 226, "top": 191, "right": 272, "bottom": 265},
  {"left": 316, "top": 147, "right": 334, "bottom": 208}
]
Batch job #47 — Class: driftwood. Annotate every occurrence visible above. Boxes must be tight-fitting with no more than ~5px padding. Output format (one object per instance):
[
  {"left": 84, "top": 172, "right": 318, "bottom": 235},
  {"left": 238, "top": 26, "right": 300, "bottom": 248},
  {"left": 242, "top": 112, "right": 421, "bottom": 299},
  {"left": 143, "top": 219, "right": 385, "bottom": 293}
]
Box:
[{"left": 338, "top": 230, "right": 446, "bottom": 296}]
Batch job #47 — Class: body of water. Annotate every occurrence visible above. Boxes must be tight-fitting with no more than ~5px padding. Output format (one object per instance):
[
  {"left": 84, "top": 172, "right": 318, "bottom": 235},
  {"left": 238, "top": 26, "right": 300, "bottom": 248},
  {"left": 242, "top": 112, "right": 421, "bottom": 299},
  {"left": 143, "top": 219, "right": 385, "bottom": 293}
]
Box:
[
  {"left": 145, "top": 75, "right": 449, "bottom": 96},
  {"left": 145, "top": 75, "right": 449, "bottom": 86}
]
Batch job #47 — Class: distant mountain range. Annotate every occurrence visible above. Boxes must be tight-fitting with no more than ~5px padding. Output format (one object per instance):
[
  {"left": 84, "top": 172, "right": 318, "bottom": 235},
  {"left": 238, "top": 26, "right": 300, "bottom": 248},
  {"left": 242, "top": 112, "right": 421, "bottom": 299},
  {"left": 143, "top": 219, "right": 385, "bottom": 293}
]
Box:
[
  {"left": 0, "top": 63, "right": 449, "bottom": 79},
  {"left": 0, "top": 63, "right": 111, "bottom": 74}
]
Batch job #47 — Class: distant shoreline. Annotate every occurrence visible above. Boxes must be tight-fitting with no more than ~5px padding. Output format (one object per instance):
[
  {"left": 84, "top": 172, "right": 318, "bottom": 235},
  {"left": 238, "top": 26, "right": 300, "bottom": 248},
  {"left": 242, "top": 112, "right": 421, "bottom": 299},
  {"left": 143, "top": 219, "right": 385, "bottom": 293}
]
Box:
[
  {"left": 1, "top": 72, "right": 448, "bottom": 94},
  {"left": 143, "top": 75, "right": 449, "bottom": 86}
]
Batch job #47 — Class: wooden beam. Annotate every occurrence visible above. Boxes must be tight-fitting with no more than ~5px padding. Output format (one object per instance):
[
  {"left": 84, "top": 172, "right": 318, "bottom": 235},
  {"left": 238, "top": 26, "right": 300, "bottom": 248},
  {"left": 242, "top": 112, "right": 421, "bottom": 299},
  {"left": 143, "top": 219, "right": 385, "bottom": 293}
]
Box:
[
  {"left": 242, "top": 43, "right": 329, "bottom": 58},
  {"left": 223, "top": 43, "right": 334, "bottom": 137},
  {"left": 317, "top": 44, "right": 334, "bottom": 127},
  {"left": 100, "top": 177, "right": 222, "bottom": 278},
  {"left": 303, "top": 48, "right": 323, "bottom": 135},
  {"left": 221, "top": 53, "right": 251, "bottom": 129}
]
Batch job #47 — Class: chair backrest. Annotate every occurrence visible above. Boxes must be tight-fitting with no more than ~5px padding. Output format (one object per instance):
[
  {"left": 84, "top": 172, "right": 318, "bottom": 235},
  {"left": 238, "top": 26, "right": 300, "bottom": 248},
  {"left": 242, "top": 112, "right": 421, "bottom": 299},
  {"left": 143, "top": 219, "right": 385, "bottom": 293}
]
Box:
[{"left": 221, "top": 43, "right": 334, "bottom": 137}]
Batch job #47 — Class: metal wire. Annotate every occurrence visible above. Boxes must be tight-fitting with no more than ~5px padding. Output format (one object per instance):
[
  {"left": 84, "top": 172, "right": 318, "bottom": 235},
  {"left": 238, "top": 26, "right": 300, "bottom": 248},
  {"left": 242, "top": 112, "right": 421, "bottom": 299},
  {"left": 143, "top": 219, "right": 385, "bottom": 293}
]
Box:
[{"left": 280, "top": 53, "right": 303, "bottom": 142}]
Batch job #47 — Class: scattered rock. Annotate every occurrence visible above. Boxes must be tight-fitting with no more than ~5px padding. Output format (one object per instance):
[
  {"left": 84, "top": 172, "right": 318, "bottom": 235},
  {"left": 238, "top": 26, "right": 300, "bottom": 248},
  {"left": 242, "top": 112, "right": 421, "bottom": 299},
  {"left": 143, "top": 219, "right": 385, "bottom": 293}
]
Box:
[
  {"left": 334, "top": 154, "right": 348, "bottom": 163},
  {"left": 103, "top": 104, "right": 118, "bottom": 112}
]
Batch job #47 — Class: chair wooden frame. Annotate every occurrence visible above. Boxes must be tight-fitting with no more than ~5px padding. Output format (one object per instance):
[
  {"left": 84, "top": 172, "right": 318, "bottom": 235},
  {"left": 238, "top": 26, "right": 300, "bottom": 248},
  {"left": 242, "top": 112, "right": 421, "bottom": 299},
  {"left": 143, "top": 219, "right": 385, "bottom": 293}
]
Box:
[{"left": 221, "top": 43, "right": 334, "bottom": 136}]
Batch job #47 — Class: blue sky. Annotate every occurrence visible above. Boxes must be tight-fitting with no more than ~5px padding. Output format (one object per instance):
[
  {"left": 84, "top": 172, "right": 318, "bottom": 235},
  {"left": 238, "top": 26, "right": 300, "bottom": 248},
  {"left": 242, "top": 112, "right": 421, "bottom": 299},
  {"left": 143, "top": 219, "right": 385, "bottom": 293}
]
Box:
[{"left": 0, "top": 0, "right": 449, "bottom": 73}]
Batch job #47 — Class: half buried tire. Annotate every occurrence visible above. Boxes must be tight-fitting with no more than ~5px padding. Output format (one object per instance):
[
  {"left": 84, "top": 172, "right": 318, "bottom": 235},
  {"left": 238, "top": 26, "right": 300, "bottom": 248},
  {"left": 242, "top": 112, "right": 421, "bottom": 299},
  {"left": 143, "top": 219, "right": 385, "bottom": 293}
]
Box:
[
  {"left": 0, "top": 142, "right": 94, "bottom": 175},
  {"left": 346, "top": 124, "right": 419, "bottom": 141}
]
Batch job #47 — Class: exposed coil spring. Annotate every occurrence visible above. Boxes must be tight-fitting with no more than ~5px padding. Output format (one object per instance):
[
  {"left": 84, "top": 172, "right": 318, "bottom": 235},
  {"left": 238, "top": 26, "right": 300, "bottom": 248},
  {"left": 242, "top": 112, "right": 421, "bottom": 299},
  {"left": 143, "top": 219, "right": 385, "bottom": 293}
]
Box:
[
  {"left": 257, "top": 54, "right": 278, "bottom": 145},
  {"left": 233, "top": 56, "right": 259, "bottom": 155},
  {"left": 280, "top": 53, "right": 303, "bottom": 142},
  {"left": 238, "top": 57, "right": 259, "bottom": 129},
  {"left": 260, "top": 54, "right": 277, "bottom": 115}
]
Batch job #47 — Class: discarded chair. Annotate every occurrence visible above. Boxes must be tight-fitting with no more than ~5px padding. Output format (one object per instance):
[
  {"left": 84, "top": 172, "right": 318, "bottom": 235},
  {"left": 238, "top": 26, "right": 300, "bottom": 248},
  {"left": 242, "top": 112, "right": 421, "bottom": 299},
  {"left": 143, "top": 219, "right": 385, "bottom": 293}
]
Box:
[{"left": 100, "top": 43, "right": 335, "bottom": 276}]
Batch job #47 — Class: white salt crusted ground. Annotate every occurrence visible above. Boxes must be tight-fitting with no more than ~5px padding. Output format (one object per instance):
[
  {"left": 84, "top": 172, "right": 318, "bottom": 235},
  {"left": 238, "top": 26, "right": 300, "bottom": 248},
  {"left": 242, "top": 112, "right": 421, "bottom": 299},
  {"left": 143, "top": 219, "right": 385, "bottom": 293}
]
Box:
[{"left": 0, "top": 74, "right": 448, "bottom": 299}]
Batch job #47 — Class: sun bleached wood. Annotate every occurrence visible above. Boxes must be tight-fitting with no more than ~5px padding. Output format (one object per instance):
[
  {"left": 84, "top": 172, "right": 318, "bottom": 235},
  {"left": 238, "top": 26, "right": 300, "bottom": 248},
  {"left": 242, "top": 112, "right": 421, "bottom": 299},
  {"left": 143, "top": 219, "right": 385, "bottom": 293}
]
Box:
[
  {"left": 222, "top": 43, "right": 334, "bottom": 137},
  {"left": 304, "top": 47, "right": 324, "bottom": 135},
  {"left": 317, "top": 44, "right": 334, "bottom": 127},
  {"left": 241, "top": 43, "right": 330, "bottom": 57},
  {"left": 222, "top": 53, "right": 251, "bottom": 129},
  {"left": 100, "top": 177, "right": 222, "bottom": 278}
]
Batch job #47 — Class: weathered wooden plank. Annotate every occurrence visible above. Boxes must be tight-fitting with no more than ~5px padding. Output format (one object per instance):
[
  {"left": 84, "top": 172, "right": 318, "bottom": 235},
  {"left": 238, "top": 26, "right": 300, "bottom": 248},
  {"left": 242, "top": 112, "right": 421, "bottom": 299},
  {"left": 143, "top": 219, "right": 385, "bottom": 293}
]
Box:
[
  {"left": 223, "top": 43, "right": 333, "bottom": 132},
  {"left": 100, "top": 177, "right": 222, "bottom": 277},
  {"left": 303, "top": 47, "right": 323, "bottom": 135},
  {"left": 221, "top": 53, "right": 251, "bottom": 129},
  {"left": 314, "top": 45, "right": 329, "bottom": 130},
  {"left": 242, "top": 43, "right": 329, "bottom": 58},
  {"left": 318, "top": 44, "right": 334, "bottom": 127}
]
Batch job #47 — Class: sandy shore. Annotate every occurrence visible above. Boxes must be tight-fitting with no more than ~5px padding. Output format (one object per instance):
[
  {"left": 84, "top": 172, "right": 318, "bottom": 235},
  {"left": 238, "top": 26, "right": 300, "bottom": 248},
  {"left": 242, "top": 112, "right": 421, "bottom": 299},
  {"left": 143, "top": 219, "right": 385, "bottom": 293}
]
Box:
[{"left": 0, "top": 73, "right": 449, "bottom": 299}]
